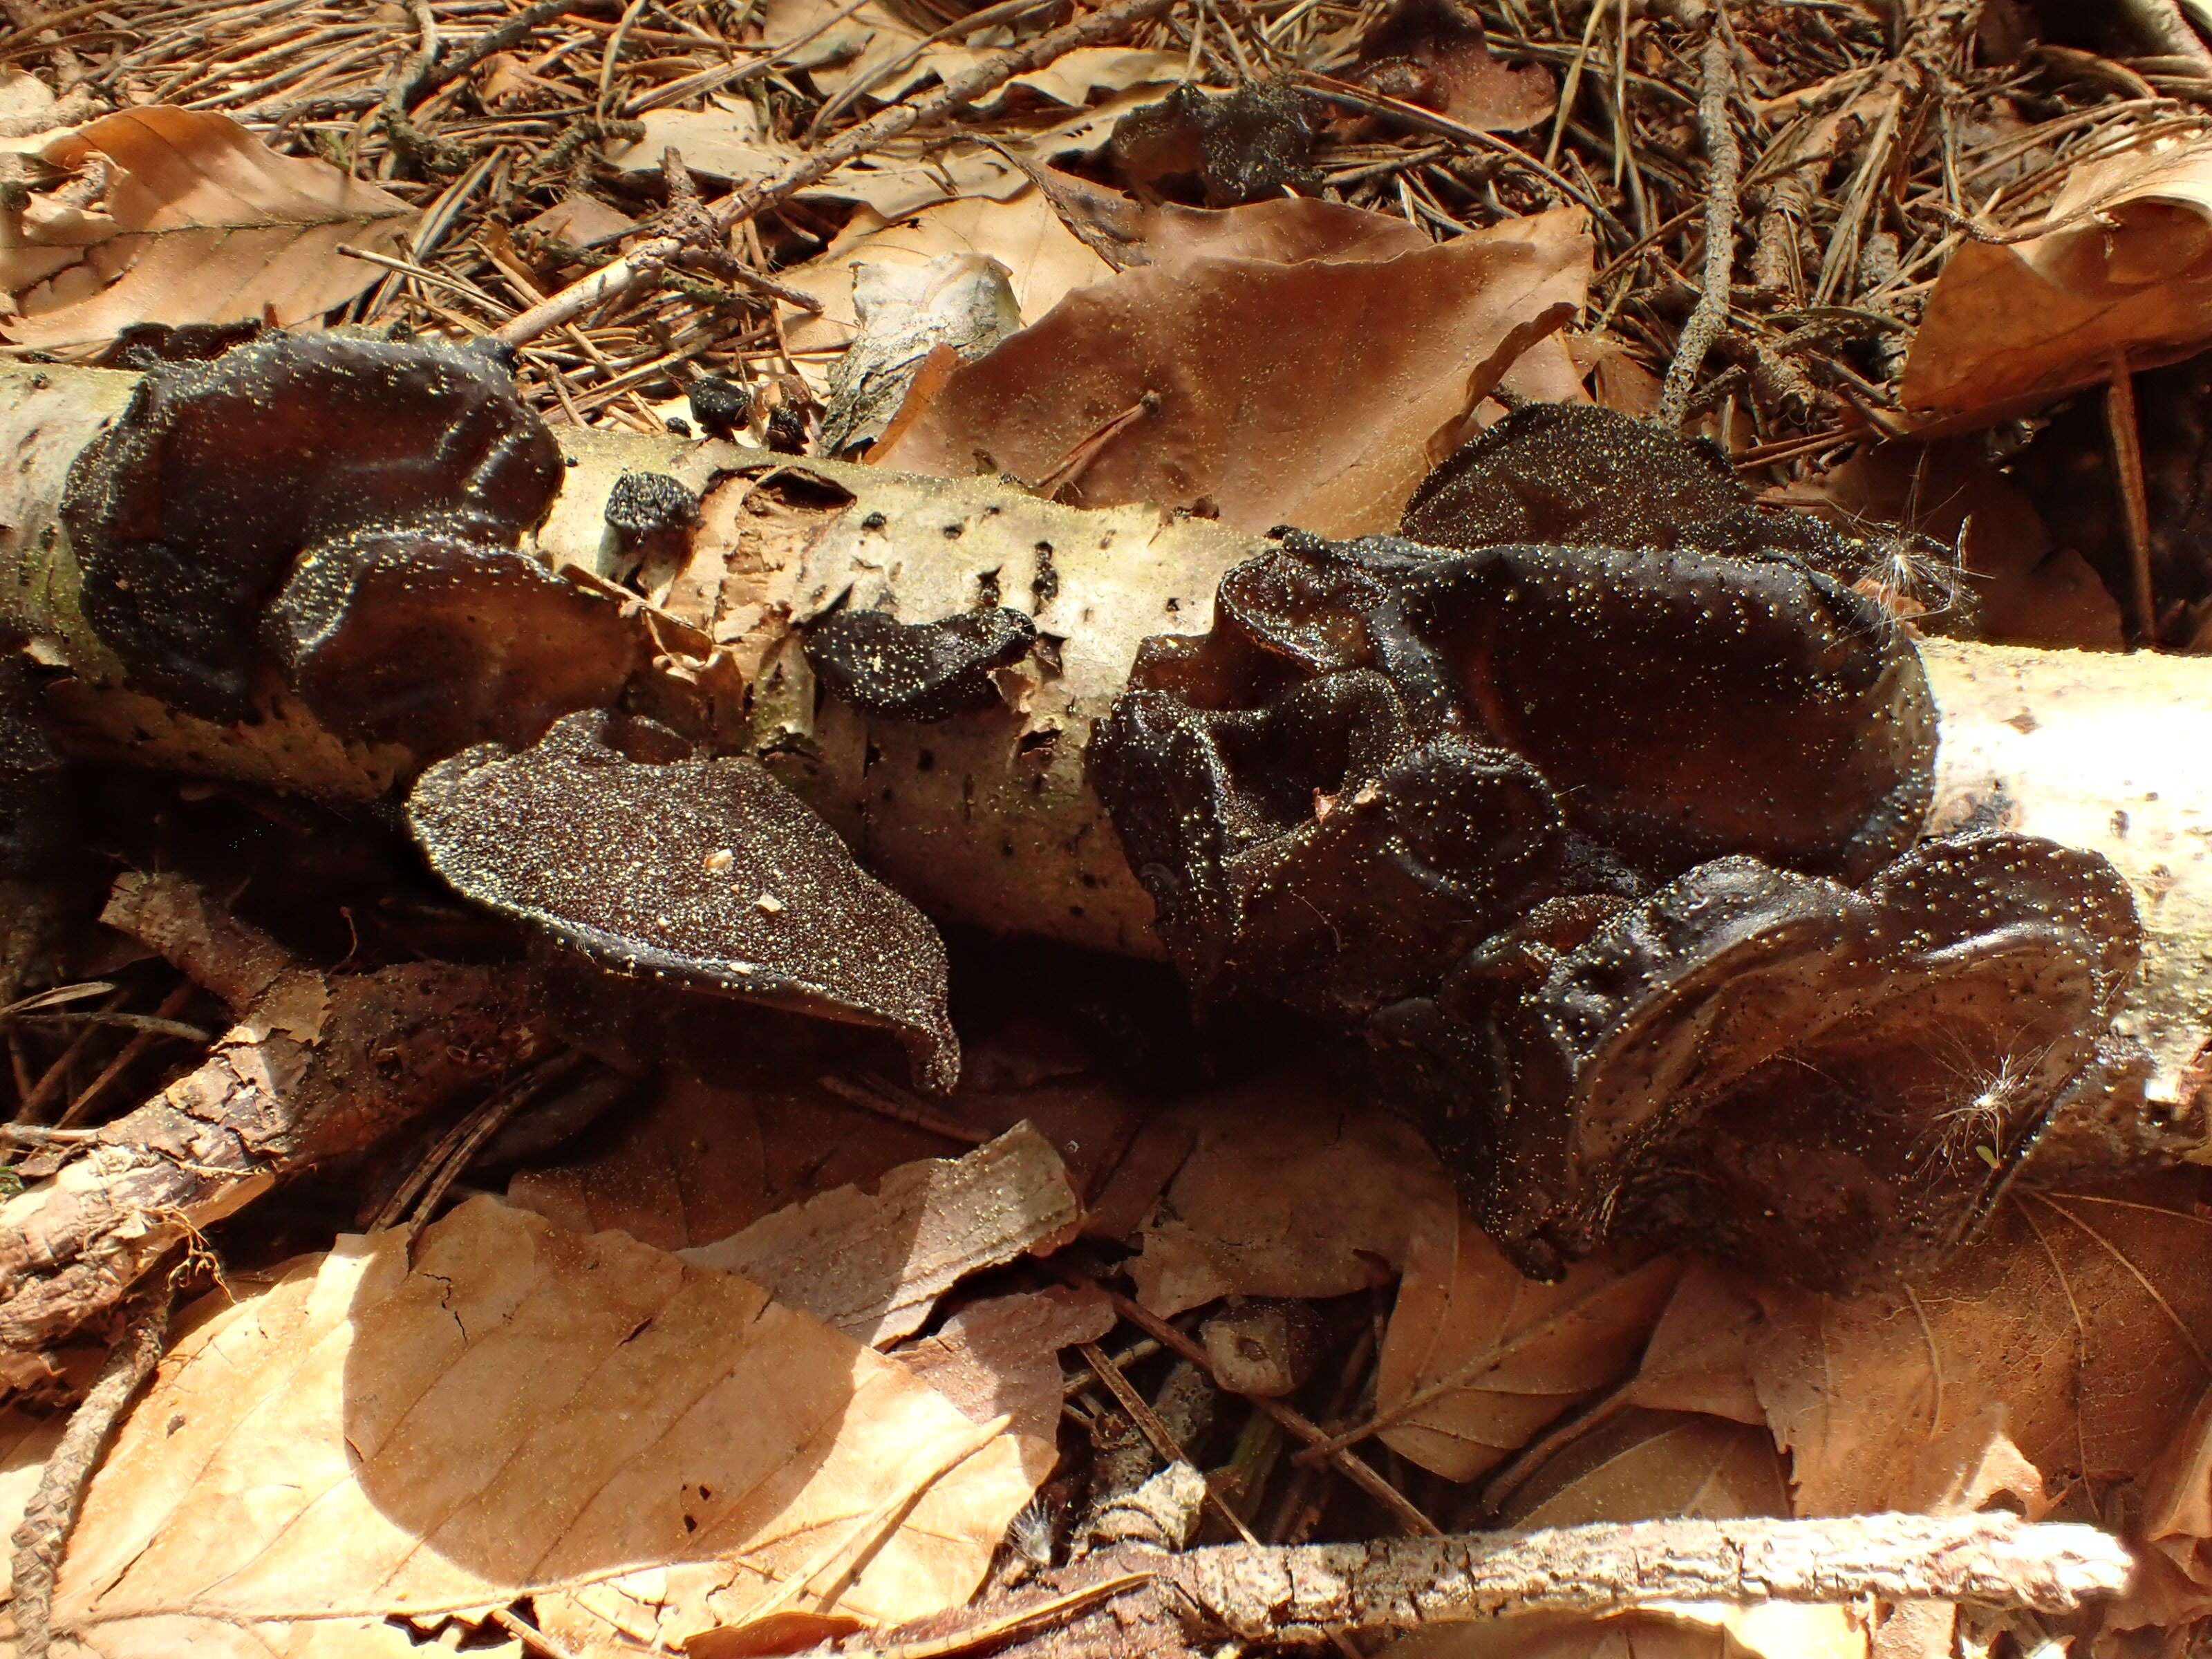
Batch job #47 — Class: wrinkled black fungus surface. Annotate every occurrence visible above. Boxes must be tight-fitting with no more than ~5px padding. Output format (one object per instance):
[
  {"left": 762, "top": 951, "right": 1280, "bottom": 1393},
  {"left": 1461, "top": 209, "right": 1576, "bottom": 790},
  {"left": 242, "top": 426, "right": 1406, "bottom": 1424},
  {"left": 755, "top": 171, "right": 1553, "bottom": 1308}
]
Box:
[
  {"left": 1403, "top": 403, "right": 1897, "bottom": 588},
  {"left": 765, "top": 405, "right": 809, "bottom": 456},
  {"left": 1094, "top": 527, "right": 1934, "bottom": 1021},
  {"left": 1373, "top": 833, "right": 2142, "bottom": 1288},
  {"left": 1110, "top": 82, "right": 1319, "bottom": 207},
  {"left": 266, "top": 529, "right": 648, "bottom": 756},
  {"left": 98, "top": 320, "right": 267, "bottom": 370},
  {"left": 1093, "top": 406, "right": 2140, "bottom": 1285},
  {"left": 808, "top": 606, "right": 1037, "bottom": 722},
  {"left": 0, "top": 655, "right": 68, "bottom": 877},
  {"left": 66, "top": 332, "right": 563, "bottom": 718},
  {"left": 688, "top": 375, "right": 753, "bottom": 441},
  {"left": 406, "top": 709, "right": 959, "bottom": 1091},
  {"left": 605, "top": 470, "right": 700, "bottom": 545}
]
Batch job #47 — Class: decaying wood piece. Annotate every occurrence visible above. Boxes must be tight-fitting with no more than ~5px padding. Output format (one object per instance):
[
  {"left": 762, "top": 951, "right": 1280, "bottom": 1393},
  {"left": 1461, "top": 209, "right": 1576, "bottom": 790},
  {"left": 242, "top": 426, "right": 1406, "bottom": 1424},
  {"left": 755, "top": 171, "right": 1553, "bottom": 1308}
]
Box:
[
  {"left": 3, "top": 363, "right": 2211, "bottom": 1105},
  {"left": 872, "top": 1512, "right": 2133, "bottom": 1653},
  {"left": 0, "top": 872, "right": 545, "bottom": 1388}
]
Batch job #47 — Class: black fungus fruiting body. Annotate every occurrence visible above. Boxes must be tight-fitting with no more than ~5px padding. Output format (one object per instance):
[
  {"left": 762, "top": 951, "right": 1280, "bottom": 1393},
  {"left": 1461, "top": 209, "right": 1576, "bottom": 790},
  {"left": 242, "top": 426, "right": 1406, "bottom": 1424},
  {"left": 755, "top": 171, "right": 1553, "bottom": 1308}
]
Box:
[
  {"left": 807, "top": 606, "right": 1038, "bottom": 722},
  {"left": 1110, "top": 82, "right": 1320, "bottom": 206},
  {"left": 1091, "top": 405, "right": 2140, "bottom": 1287},
  {"left": 1403, "top": 402, "right": 1933, "bottom": 597},
  {"left": 406, "top": 708, "right": 960, "bottom": 1092},
  {"left": 265, "top": 529, "right": 647, "bottom": 756},
  {"left": 765, "top": 405, "right": 809, "bottom": 455},
  {"left": 688, "top": 375, "right": 754, "bottom": 441},
  {"left": 64, "top": 332, "right": 564, "bottom": 720},
  {"left": 603, "top": 469, "right": 701, "bottom": 581}
]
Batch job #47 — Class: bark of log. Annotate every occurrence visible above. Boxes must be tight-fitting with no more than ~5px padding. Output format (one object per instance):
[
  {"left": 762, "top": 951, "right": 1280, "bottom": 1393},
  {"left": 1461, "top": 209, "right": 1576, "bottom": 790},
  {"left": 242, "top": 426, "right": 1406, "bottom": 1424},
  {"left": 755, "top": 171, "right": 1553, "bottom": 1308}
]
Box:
[
  {"left": 868, "top": 1513, "right": 2133, "bottom": 1654},
  {"left": 0, "top": 872, "right": 545, "bottom": 1389},
  {"left": 3, "top": 363, "right": 2210, "bottom": 1105}
]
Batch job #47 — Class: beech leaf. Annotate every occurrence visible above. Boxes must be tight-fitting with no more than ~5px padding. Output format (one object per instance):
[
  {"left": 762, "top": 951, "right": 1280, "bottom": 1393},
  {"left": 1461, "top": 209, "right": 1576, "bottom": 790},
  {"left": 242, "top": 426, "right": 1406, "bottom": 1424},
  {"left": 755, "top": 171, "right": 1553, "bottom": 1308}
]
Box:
[
  {"left": 871, "top": 205, "right": 1594, "bottom": 536},
  {"left": 1372, "top": 1215, "right": 1683, "bottom": 1483},
  {"left": 1750, "top": 1185, "right": 2212, "bottom": 1517},
  {"left": 42, "top": 1197, "right": 1041, "bottom": 1657},
  {"left": 0, "top": 106, "right": 415, "bottom": 354}
]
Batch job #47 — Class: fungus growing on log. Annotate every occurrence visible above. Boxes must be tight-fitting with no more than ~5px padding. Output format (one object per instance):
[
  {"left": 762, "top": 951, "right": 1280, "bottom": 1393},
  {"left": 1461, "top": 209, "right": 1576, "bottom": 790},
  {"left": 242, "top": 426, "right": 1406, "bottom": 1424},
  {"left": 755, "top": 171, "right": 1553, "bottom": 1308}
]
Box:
[
  {"left": 1374, "top": 832, "right": 2144, "bottom": 1288},
  {"left": 1402, "top": 402, "right": 1897, "bottom": 588},
  {"left": 1092, "top": 527, "right": 1936, "bottom": 1020},
  {"left": 264, "top": 529, "right": 647, "bottom": 756},
  {"left": 406, "top": 709, "right": 960, "bottom": 1092},
  {"left": 807, "top": 606, "right": 1038, "bottom": 722},
  {"left": 63, "top": 332, "right": 564, "bottom": 720},
  {"left": 603, "top": 469, "right": 701, "bottom": 586},
  {"left": 1091, "top": 411, "right": 2141, "bottom": 1285}
]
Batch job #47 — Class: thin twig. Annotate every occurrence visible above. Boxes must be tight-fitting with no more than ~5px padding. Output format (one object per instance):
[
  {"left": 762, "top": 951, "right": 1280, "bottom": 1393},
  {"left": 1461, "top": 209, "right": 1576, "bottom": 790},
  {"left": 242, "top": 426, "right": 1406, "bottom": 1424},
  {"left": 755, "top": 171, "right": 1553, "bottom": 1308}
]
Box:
[
  {"left": 2104, "top": 348, "right": 2159, "bottom": 642},
  {"left": 494, "top": 0, "right": 1188, "bottom": 345},
  {"left": 8, "top": 1285, "right": 174, "bottom": 1659},
  {"left": 1656, "top": 21, "right": 1741, "bottom": 429}
]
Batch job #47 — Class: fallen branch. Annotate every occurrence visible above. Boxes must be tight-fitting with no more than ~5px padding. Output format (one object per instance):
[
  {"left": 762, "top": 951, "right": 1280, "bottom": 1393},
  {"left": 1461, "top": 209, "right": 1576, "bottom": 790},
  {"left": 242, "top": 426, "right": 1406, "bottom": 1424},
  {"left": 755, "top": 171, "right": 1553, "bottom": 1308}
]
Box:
[
  {"left": 3, "top": 365, "right": 2211, "bottom": 1100},
  {"left": 491, "top": 0, "right": 1188, "bottom": 345},
  {"left": 6, "top": 1285, "right": 169, "bottom": 1659},
  {"left": 0, "top": 874, "right": 546, "bottom": 1387},
  {"left": 871, "top": 1513, "right": 2133, "bottom": 1653}
]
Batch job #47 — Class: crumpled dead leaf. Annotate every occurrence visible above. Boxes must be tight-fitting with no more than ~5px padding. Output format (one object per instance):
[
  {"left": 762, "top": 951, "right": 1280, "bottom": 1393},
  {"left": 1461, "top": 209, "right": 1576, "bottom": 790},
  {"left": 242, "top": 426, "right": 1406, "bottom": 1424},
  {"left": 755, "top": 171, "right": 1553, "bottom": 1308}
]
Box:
[
  {"left": 1902, "top": 134, "right": 2212, "bottom": 422},
  {"left": 679, "top": 1121, "right": 1082, "bottom": 1347},
  {"left": 1786, "top": 436, "right": 2124, "bottom": 649},
  {"left": 1750, "top": 1185, "right": 2212, "bottom": 1518},
  {"left": 872, "top": 203, "right": 1593, "bottom": 536},
  {"left": 818, "top": 252, "right": 1022, "bottom": 454},
  {"left": 1122, "top": 1069, "right": 1458, "bottom": 1315},
  {"left": 0, "top": 106, "right": 415, "bottom": 354},
  {"left": 1371, "top": 1216, "right": 1682, "bottom": 1483},
  {"left": 1349, "top": 0, "right": 1557, "bottom": 133},
  {"left": 39, "top": 1197, "right": 1040, "bottom": 1657}
]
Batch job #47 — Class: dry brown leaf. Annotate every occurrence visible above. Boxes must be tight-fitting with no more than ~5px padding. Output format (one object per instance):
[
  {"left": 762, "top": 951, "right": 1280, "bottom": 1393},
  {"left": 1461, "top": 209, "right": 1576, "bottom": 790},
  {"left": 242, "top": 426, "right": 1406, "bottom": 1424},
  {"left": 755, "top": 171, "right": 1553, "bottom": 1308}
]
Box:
[
  {"left": 42, "top": 1197, "right": 1040, "bottom": 1657},
  {"left": 969, "top": 45, "right": 1186, "bottom": 110},
  {"left": 1902, "top": 135, "right": 2212, "bottom": 422},
  {"left": 1787, "top": 438, "right": 2123, "bottom": 649},
  {"left": 1615, "top": 1262, "right": 1765, "bottom": 1427},
  {"left": 1499, "top": 1410, "right": 1789, "bottom": 1528},
  {"left": 1123, "top": 1070, "right": 1458, "bottom": 1315},
  {"left": 895, "top": 1285, "right": 1116, "bottom": 1441},
  {"left": 785, "top": 193, "right": 1434, "bottom": 392},
  {"left": 1750, "top": 1185, "right": 2212, "bottom": 1519},
  {"left": 521, "top": 194, "right": 639, "bottom": 249},
  {"left": 871, "top": 204, "right": 1593, "bottom": 536},
  {"left": 679, "top": 1122, "right": 1082, "bottom": 1347},
  {"left": 0, "top": 106, "right": 415, "bottom": 354},
  {"left": 505, "top": 1067, "right": 960, "bottom": 1250},
  {"left": 2108, "top": 1381, "right": 2212, "bottom": 1632},
  {"left": 1349, "top": 0, "right": 1557, "bottom": 133},
  {"left": 1371, "top": 1216, "right": 1682, "bottom": 1483},
  {"left": 787, "top": 189, "right": 1114, "bottom": 371}
]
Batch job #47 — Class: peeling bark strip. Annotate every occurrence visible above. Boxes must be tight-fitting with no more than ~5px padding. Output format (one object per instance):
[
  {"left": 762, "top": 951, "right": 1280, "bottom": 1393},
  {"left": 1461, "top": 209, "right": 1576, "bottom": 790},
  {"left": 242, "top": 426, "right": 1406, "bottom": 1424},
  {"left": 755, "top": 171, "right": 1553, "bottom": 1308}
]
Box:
[
  {"left": 2, "top": 364, "right": 2211, "bottom": 1100},
  {"left": 0, "top": 874, "right": 544, "bottom": 1388}
]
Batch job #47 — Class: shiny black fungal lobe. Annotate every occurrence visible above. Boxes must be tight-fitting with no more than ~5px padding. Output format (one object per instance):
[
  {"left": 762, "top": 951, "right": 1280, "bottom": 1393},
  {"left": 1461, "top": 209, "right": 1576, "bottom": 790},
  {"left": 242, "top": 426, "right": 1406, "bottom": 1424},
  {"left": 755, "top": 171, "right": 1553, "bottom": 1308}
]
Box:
[
  {"left": 64, "top": 332, "right": 563, "bottom": 719},
  {"left": 765, "top": 405, "right": 809, "bottom": 456},
  {"left": 265, "top": 528, "right": 648, "bottom": 758},
  {"left": 406, "top": 709, "right": 960, "bottom": 1092},
  {"left": 1110, "top": 82, "right": 1320, "bottom": 206},
  {"left": 687, "top": 375, "right": 753, "bottom": 441},
  {"left": 1093, "top": 406, "right": 2139, "bottom": 1286},
  {"left": 1403, "top": 402, "right": 1897, "bottom": 587},
  {"left": 1374, "top": 833, "right": 2144, "bottom": 1289},
  {"left": 603, "top": 469, "right": 700, "bottom": 581},
  {"left": 808, "top": 606, "right": 1038, "bottom": 722}
]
